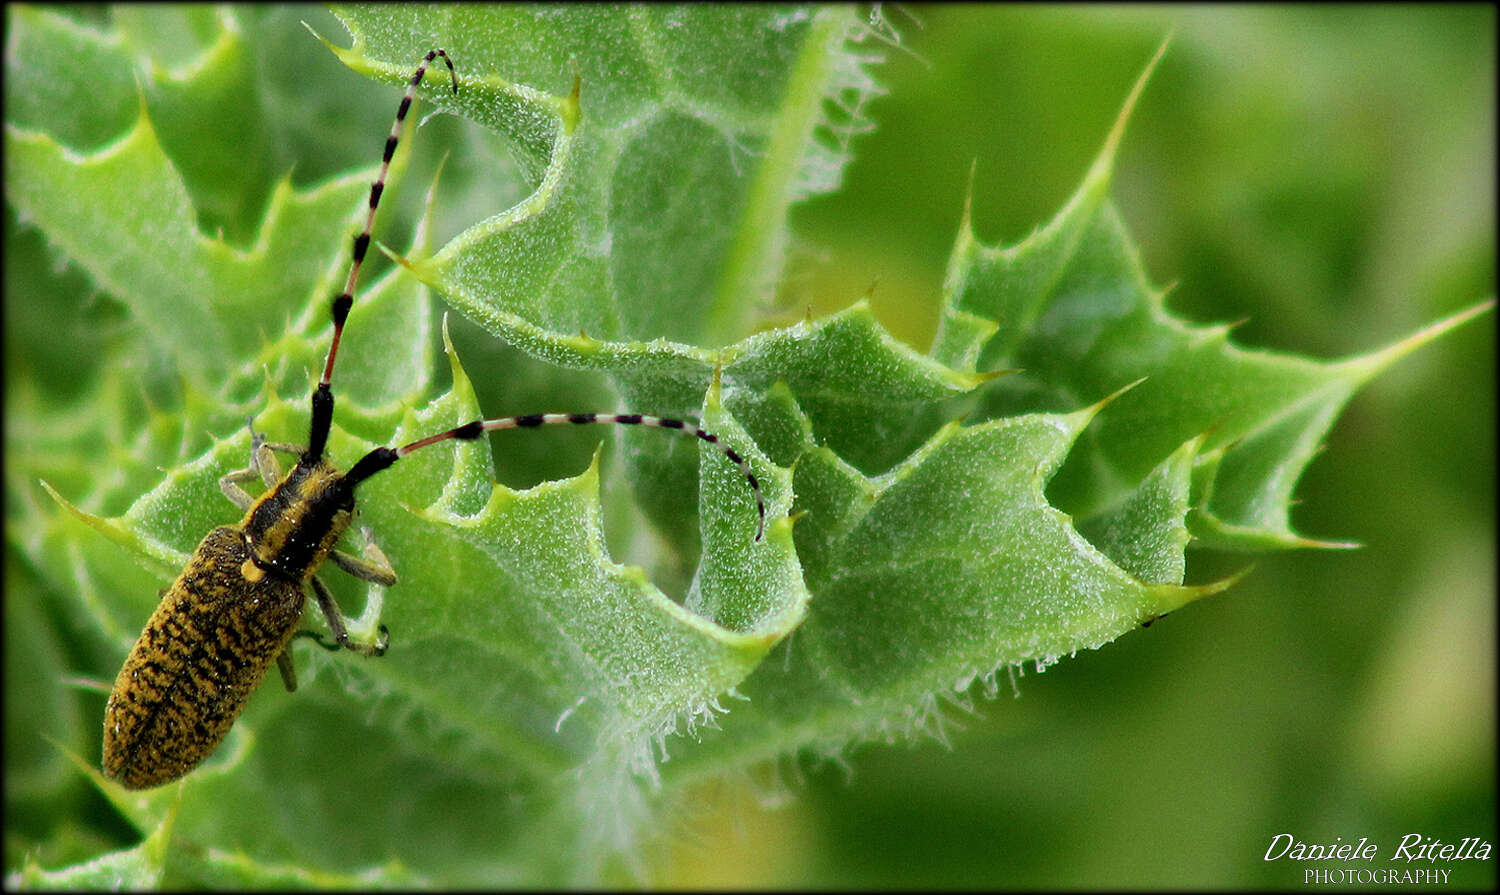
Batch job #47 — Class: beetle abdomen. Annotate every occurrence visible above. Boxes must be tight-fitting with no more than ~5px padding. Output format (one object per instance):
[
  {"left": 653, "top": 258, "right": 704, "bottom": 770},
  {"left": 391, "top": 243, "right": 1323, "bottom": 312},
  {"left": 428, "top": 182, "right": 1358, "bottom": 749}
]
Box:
[{"left": 103, "top": 526, "right": 305, "bottom": 789}]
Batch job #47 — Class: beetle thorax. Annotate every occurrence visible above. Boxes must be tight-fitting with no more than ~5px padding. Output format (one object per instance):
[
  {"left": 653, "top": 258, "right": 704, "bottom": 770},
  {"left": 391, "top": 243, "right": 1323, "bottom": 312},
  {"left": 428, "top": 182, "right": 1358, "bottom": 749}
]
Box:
[{"left": 241, "top": 458, "right": 355, "bottom": 583}]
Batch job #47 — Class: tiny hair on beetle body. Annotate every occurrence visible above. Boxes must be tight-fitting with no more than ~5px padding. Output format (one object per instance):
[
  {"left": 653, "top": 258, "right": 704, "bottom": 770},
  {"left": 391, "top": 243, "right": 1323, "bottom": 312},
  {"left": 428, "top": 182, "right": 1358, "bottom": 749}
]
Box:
[{"left": 101, "top": 49, "right": 766, "bottom": 790}]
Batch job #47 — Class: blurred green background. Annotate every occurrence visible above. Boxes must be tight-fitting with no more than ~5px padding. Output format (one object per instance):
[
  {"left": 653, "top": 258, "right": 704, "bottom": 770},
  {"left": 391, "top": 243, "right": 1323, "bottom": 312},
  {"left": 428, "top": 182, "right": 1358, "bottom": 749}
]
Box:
[{"left": 5, "top": 4, "right": 1493, "bottom": 889}]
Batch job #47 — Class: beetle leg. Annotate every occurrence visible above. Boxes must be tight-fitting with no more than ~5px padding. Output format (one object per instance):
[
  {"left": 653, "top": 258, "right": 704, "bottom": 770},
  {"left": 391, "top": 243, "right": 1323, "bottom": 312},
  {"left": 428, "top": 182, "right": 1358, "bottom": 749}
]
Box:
[
  {"left": 275, "top": 648, "right": 298, "bottom": 692},
  {"left": 309, "top": 575, "right": 390, "bottom": 657},
  {"left": 250, "top": 440, "right": 285, "bottom": 490},
  {"left": 247, "top": 421, "right": 306, "bottom": 488},
  {"left": 218, "top": 464, "right": 262, "bottom": 511},
  {"left": 259, "top": 444, "right": 302, "bottom": 489},
  {"left": 220, "top": 419, "right": 305, "bottom": 505},
  {"left": 328, "top": 526, "right": 398, "bottom": 586},
  {"left": 292, "top": 629, "right": 343, "bottom": 652}
]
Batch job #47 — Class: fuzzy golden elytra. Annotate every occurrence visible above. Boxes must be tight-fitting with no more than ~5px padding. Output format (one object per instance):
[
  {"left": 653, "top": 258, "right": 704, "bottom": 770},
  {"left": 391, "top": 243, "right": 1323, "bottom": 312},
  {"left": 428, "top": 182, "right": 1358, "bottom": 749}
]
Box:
[{"left": 102, "top": 50, "right": 765, "bottom": 789}]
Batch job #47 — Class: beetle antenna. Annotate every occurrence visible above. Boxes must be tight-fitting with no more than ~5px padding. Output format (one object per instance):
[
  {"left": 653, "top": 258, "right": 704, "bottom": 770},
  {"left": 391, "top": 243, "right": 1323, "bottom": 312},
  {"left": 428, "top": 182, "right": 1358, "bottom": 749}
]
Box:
[
  {"left": 345, "top": 412, "right": 766, "bottom": 541},
  {"left": 307, "top": 49, "right": 457, "bottom": 462}
]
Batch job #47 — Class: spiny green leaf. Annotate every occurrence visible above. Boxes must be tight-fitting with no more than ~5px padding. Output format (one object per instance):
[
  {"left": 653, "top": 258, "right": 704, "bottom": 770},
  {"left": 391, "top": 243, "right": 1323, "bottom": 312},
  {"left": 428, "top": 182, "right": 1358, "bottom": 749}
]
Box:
[
  {"left": 1077, "top": 432, "right": 1201, "bottom": 585},
  {"left": 5, "top": 5, "right": 1487, "bottom": 888},
  {"left": 4, "top": 114, "right": 373, "bottom": 395},
  {"left": 317, "top": 6, "right": 971, "bottom": 548},
  {"left": 331, "top": 4, "right": 872, "bottom": 351},
  {"left": 664, "top": 388, "right": 1235, "bottom": 782},
  {"left": 930, "top": 41, "right": 1493, "bottom": 549}
]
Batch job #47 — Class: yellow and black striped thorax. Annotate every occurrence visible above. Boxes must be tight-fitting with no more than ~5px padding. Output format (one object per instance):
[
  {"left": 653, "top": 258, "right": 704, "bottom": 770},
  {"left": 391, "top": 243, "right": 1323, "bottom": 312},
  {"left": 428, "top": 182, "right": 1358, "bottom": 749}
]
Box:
[{"left": 241, "top": 457, "right": 354, "bottom": 584}]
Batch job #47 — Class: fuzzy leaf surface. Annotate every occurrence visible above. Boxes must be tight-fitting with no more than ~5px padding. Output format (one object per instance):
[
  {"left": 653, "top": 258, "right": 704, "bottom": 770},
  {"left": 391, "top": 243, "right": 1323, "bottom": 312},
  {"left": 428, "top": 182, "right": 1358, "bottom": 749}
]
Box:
[{"left": 4, "top": 5, "right": 1487, "bottom": 888}]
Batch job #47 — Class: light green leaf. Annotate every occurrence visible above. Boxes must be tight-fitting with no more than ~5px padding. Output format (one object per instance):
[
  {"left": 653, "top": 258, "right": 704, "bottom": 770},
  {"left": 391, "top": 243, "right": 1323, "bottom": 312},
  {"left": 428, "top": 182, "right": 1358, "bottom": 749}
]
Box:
[
  {"left": 329, "top": 4, "right": 869, "bottom": 350},
  {"left": 931, "top": 41, "right": 1494, "bottom": 548},
  {"left": 316, "top": 5, "right": 981, "bottom": 546},
  {"left": 9, "top": 786, "right": 175, "bottom": 890},
  {"left": 5, "top": 5, "right": 1486, "bottom": 888},
  {"left": 1077, "top": 432, "right": 1200, "bottom": 585},
  {"left": 663, "top": 389, "right": 1232, "bottom": 782}
]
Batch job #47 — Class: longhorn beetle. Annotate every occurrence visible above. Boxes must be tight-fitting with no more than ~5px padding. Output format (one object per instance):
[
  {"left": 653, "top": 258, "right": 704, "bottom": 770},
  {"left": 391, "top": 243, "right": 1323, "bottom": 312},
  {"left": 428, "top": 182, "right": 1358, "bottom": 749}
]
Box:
[{"left": 102, "top": 50, "right": 766, "bottom": 789}]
